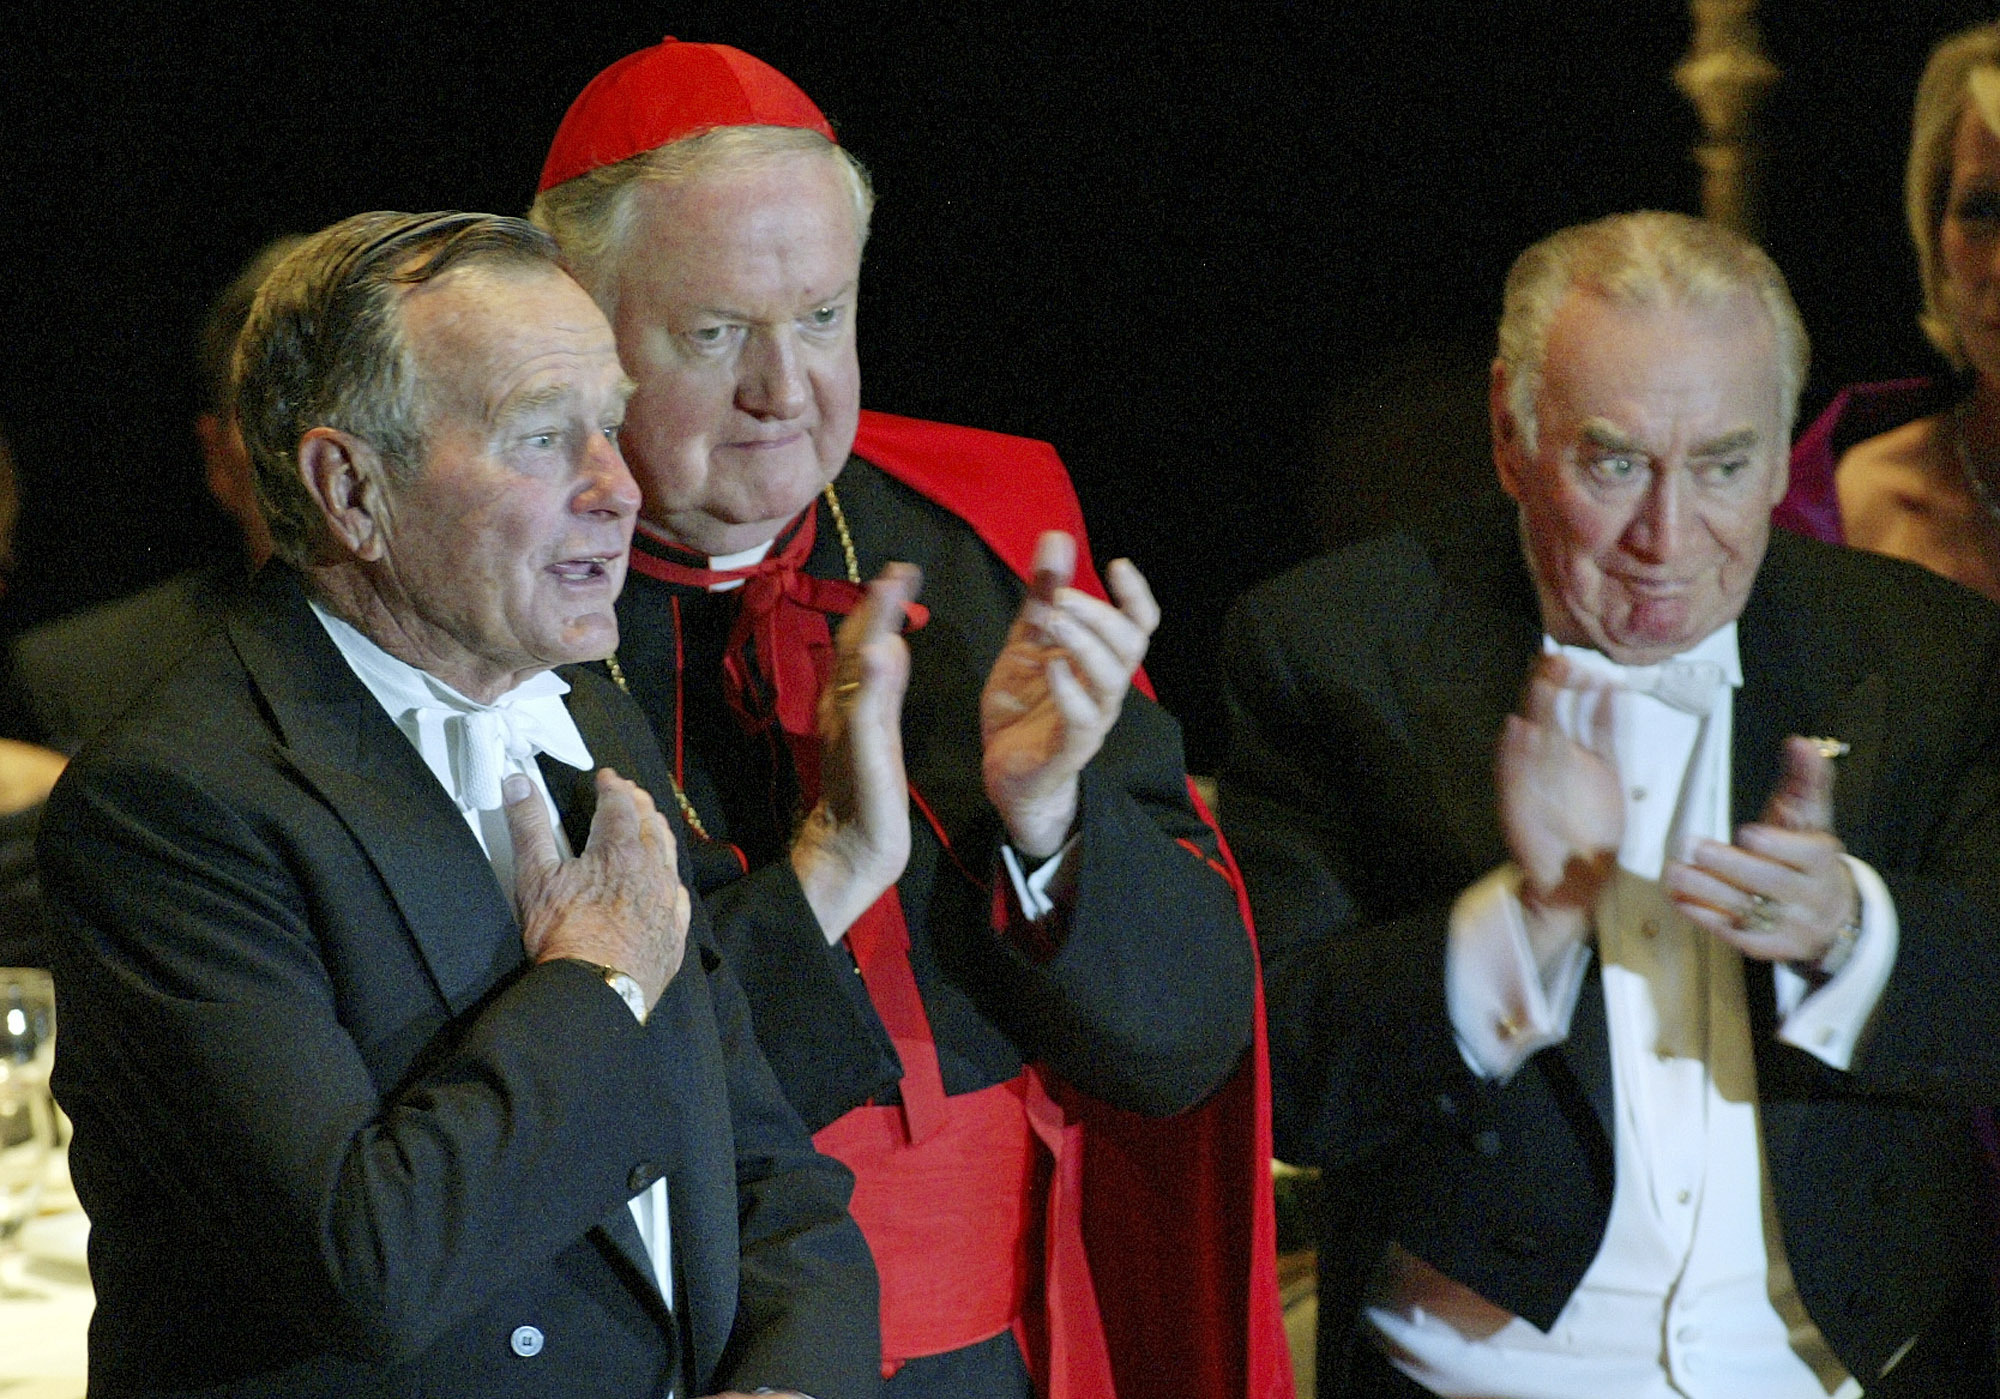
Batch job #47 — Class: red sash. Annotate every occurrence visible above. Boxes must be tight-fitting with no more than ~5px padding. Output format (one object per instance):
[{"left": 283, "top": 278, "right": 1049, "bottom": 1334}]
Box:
[
  {"left": 812, "top": 1075, "right": 1040, "bottom": 1366},
  {"left": 811, "top": 879, "right": 1115, "bottom": 1389}
]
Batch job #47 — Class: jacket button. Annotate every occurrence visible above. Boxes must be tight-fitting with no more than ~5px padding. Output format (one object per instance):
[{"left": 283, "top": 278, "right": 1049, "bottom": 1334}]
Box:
[
  {"left": 510, "top": 1324, "right": 544, "bottom": 1357},
  {"left": 628, "top": 1161, "right": 660, "bottom": 1193},
  {"left": 1435, "top": 1093, "right": 1459, "bottom": 1118},
  {"left": 1474, "top": 1130, "right": 1502, "bottom": 1157}
]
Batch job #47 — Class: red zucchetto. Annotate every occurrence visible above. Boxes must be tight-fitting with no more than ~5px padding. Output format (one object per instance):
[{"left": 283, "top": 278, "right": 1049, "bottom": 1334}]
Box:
[{"left": 538, "top": 37, "right": 836, "bottom": 193}]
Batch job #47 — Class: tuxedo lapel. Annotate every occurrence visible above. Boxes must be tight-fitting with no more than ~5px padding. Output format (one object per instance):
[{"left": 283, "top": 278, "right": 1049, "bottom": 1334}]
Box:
[
  {"left": 1817, "top": 675, "right": 1886, "bottom": 842},
  {"left": 1409, "top": 504, "right": 1546, "bottom": 881},
  {"left": 1733, "top": 534, "right": 1885, "bottom": 841},
  {"left": 1409, "top": 650, "right": 1531, "bottom": 870},
  {"left": 225, "top": 569, "right": 521, "bottom": 1017},
  {"left": 537, "top": 751, "right": 598, "bottom": 856}
]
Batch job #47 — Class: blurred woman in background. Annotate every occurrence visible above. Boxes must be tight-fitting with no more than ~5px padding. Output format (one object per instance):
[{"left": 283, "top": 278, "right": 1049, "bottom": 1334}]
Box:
[{"left": 1781, "top": 20, "right": 2000, "bottom": 604}]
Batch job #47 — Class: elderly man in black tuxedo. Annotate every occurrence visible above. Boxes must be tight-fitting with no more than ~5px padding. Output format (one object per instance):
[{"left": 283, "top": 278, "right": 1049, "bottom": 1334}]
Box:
[
  {"left": 1224, "top": 211, "right": 2000, "bottom": 1397},
  {"left": 39, "top": 212, "right": 876, "bottom": 1399}
]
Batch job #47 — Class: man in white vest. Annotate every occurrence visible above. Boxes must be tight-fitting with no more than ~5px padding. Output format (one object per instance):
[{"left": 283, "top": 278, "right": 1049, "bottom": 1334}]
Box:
[{"left": 1224, "top": 210, "right": 2000, "bottom": 1397}]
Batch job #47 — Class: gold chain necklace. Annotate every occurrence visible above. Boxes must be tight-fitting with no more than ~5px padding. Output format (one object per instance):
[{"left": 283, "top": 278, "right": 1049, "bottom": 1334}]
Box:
[{"left": 607, "top": 482, "right": 860, "bottom": 840}]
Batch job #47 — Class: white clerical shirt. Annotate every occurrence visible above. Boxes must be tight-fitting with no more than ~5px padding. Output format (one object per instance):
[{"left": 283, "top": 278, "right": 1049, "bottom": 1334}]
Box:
[
  {"left": 312, "top": 602, "right": 676, "bottom": 1309},
  {"left": 1368, "top": 623, "right": 1900, "bottom": 1398}
]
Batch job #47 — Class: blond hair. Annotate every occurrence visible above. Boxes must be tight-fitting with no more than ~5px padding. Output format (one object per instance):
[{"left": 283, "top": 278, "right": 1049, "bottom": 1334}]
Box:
[{"left": 1910, "top": 21, "right": 2000, "bottom": 365}]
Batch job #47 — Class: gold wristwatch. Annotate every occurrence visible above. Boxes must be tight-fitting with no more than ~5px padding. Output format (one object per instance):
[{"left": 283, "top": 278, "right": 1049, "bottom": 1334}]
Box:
[{"left": 575, "top": 960, "right": 649, "bottom": 1023}]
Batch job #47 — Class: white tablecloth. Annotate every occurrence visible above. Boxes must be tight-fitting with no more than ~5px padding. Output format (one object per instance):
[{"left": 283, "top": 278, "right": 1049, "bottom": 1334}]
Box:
[{"left": 0, "top": 1143, "right": 90, "bottom": 1399}]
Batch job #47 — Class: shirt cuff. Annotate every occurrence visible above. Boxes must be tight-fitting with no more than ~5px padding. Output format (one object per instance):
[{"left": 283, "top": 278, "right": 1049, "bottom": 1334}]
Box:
[
  {"left": 1000, "top": 835, "right": 1078, "bottom": 922},
  {"left": 1774, "top": 854, "right": 1896, "bottom": 1071},
  {"left": 1447, "top": 866, "right": 1590, "bottom": 1081}
]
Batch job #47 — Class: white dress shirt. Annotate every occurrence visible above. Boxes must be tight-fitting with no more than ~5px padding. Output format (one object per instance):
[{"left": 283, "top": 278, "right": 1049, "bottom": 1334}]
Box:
[
  {"left": 312, "top": 602, "right": 676, "bottom": 1309},
  {"left": 1370, "top": 624, "right": 1896, "bottom": 1398}
]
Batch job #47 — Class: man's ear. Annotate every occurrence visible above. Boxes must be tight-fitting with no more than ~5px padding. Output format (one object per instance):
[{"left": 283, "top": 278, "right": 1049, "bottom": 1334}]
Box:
[
  {"left": 1490, "top": 359, "right": 1525, "bottom": 502},
  {"left": 298, "top": 428, "right": 389, "bottom": 562}
]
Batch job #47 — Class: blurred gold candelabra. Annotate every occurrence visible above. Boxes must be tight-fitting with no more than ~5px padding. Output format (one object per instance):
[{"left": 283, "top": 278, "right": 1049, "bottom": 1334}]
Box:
[{"left": 1675, "top": 0, "right": 1780, "bottom": 237}]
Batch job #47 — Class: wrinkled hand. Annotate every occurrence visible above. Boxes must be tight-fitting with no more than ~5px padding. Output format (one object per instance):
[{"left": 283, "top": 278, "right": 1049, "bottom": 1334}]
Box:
[
  {"left": 507, "top": 768, "right": 690, "bottom": 1014},
  {"left": 981, "top": 531, "right": 1156, "bottom": 857},
  {"left": 1497, "top": 655, "right": 1624, "bottom": 974},
  {"left": 1665, "top": 736, "right": 1857, "bottom": 965},
  {"left": 791, "top": 562, "right": 921, "bottom": 940}
]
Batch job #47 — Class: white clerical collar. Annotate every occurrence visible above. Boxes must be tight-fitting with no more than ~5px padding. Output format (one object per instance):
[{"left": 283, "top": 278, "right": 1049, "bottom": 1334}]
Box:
[
  {"left": 1545, "top": 621, "right": 1744, "bottom": 690},
  {"left": 633, "top": 518, "right": 774, "bottom": 591}
]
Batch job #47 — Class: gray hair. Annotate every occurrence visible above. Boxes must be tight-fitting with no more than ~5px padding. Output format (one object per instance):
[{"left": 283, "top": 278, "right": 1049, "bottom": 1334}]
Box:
[
  {"left": 1910, "top": 21, "right": 2000, "bottom": 366},
  {"left": 1496, "top": 210, "right": 1809, "bottom": 452},
  {"left": 234, "top": 211, "right": 565, "bottom": 567},
  {"left": 529, "top": 124, "right": 873, "bottom": 319}
]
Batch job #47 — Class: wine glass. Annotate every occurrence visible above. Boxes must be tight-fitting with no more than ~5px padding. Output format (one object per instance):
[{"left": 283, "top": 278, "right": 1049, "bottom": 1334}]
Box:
[{"left": 0, "top": 967, "right": 56, "bottom": 1297}]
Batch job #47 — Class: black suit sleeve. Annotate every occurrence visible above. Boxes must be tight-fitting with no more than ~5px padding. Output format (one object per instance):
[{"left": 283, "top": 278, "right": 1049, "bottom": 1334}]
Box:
[
  {"left": 975, "top": 689, "right": 1256, "bottom": 1118},
  {"left": 704, "top": 857, "right": 903, "bottom": 1131},
  {"left": 1217, "top": 566, "right": 1483, "bottom": 1168}
]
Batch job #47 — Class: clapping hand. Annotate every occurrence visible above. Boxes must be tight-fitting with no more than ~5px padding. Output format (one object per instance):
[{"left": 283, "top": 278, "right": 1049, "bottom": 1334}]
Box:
[
  {"left": 1665, "top": 736, "right": 1858, "bottom": 966},
  {"left": 790, "top": 563, "right": 922, "bottom": 940},
  {"left": 1496, "top": 655, "right": 1624, "bottom": 977},
  {"left": 980, "top": 531, "right": 1157, "bottom": 858}
]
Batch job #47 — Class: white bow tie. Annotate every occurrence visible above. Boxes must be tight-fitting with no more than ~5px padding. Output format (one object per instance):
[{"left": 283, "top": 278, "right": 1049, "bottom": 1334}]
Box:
[
  {"left": 1618, "top": 659, "right": 1727, "bottom": 717},
  {"left": 416, "top": 695, "right": 593, "bottom": 811}
]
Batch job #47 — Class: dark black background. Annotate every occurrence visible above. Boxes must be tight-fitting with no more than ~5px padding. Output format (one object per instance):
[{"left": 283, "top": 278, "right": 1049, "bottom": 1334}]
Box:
[{"left": 0, "top": 2, "right": 1988, "bottom": 767}]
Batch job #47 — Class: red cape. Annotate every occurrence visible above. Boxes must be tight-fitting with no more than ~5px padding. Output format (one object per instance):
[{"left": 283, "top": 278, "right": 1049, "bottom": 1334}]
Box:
[{"left": 854, "top": 409, "right": 1293, "bottom": 1399}]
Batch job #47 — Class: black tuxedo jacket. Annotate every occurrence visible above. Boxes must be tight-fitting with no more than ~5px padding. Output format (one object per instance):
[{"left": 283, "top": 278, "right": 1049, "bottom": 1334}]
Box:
[
  {"left": 1221, "top": 495, "right": 2000, "bottom": 1395},
  {"left": 39, "top": 566, "right": 878, "bottom": 1398}
]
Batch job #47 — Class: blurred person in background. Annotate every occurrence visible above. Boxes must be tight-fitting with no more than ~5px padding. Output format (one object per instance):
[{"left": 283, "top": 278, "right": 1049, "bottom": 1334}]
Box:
[
  {"left": 1781, "top": 19, "right": 2000, "bottom": 604},
  {"left": 7, "top": 238, "right": 291, "bottom": 753},
  {"left": 0, "top": 426, "right": 66, "bottom": 966}
]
